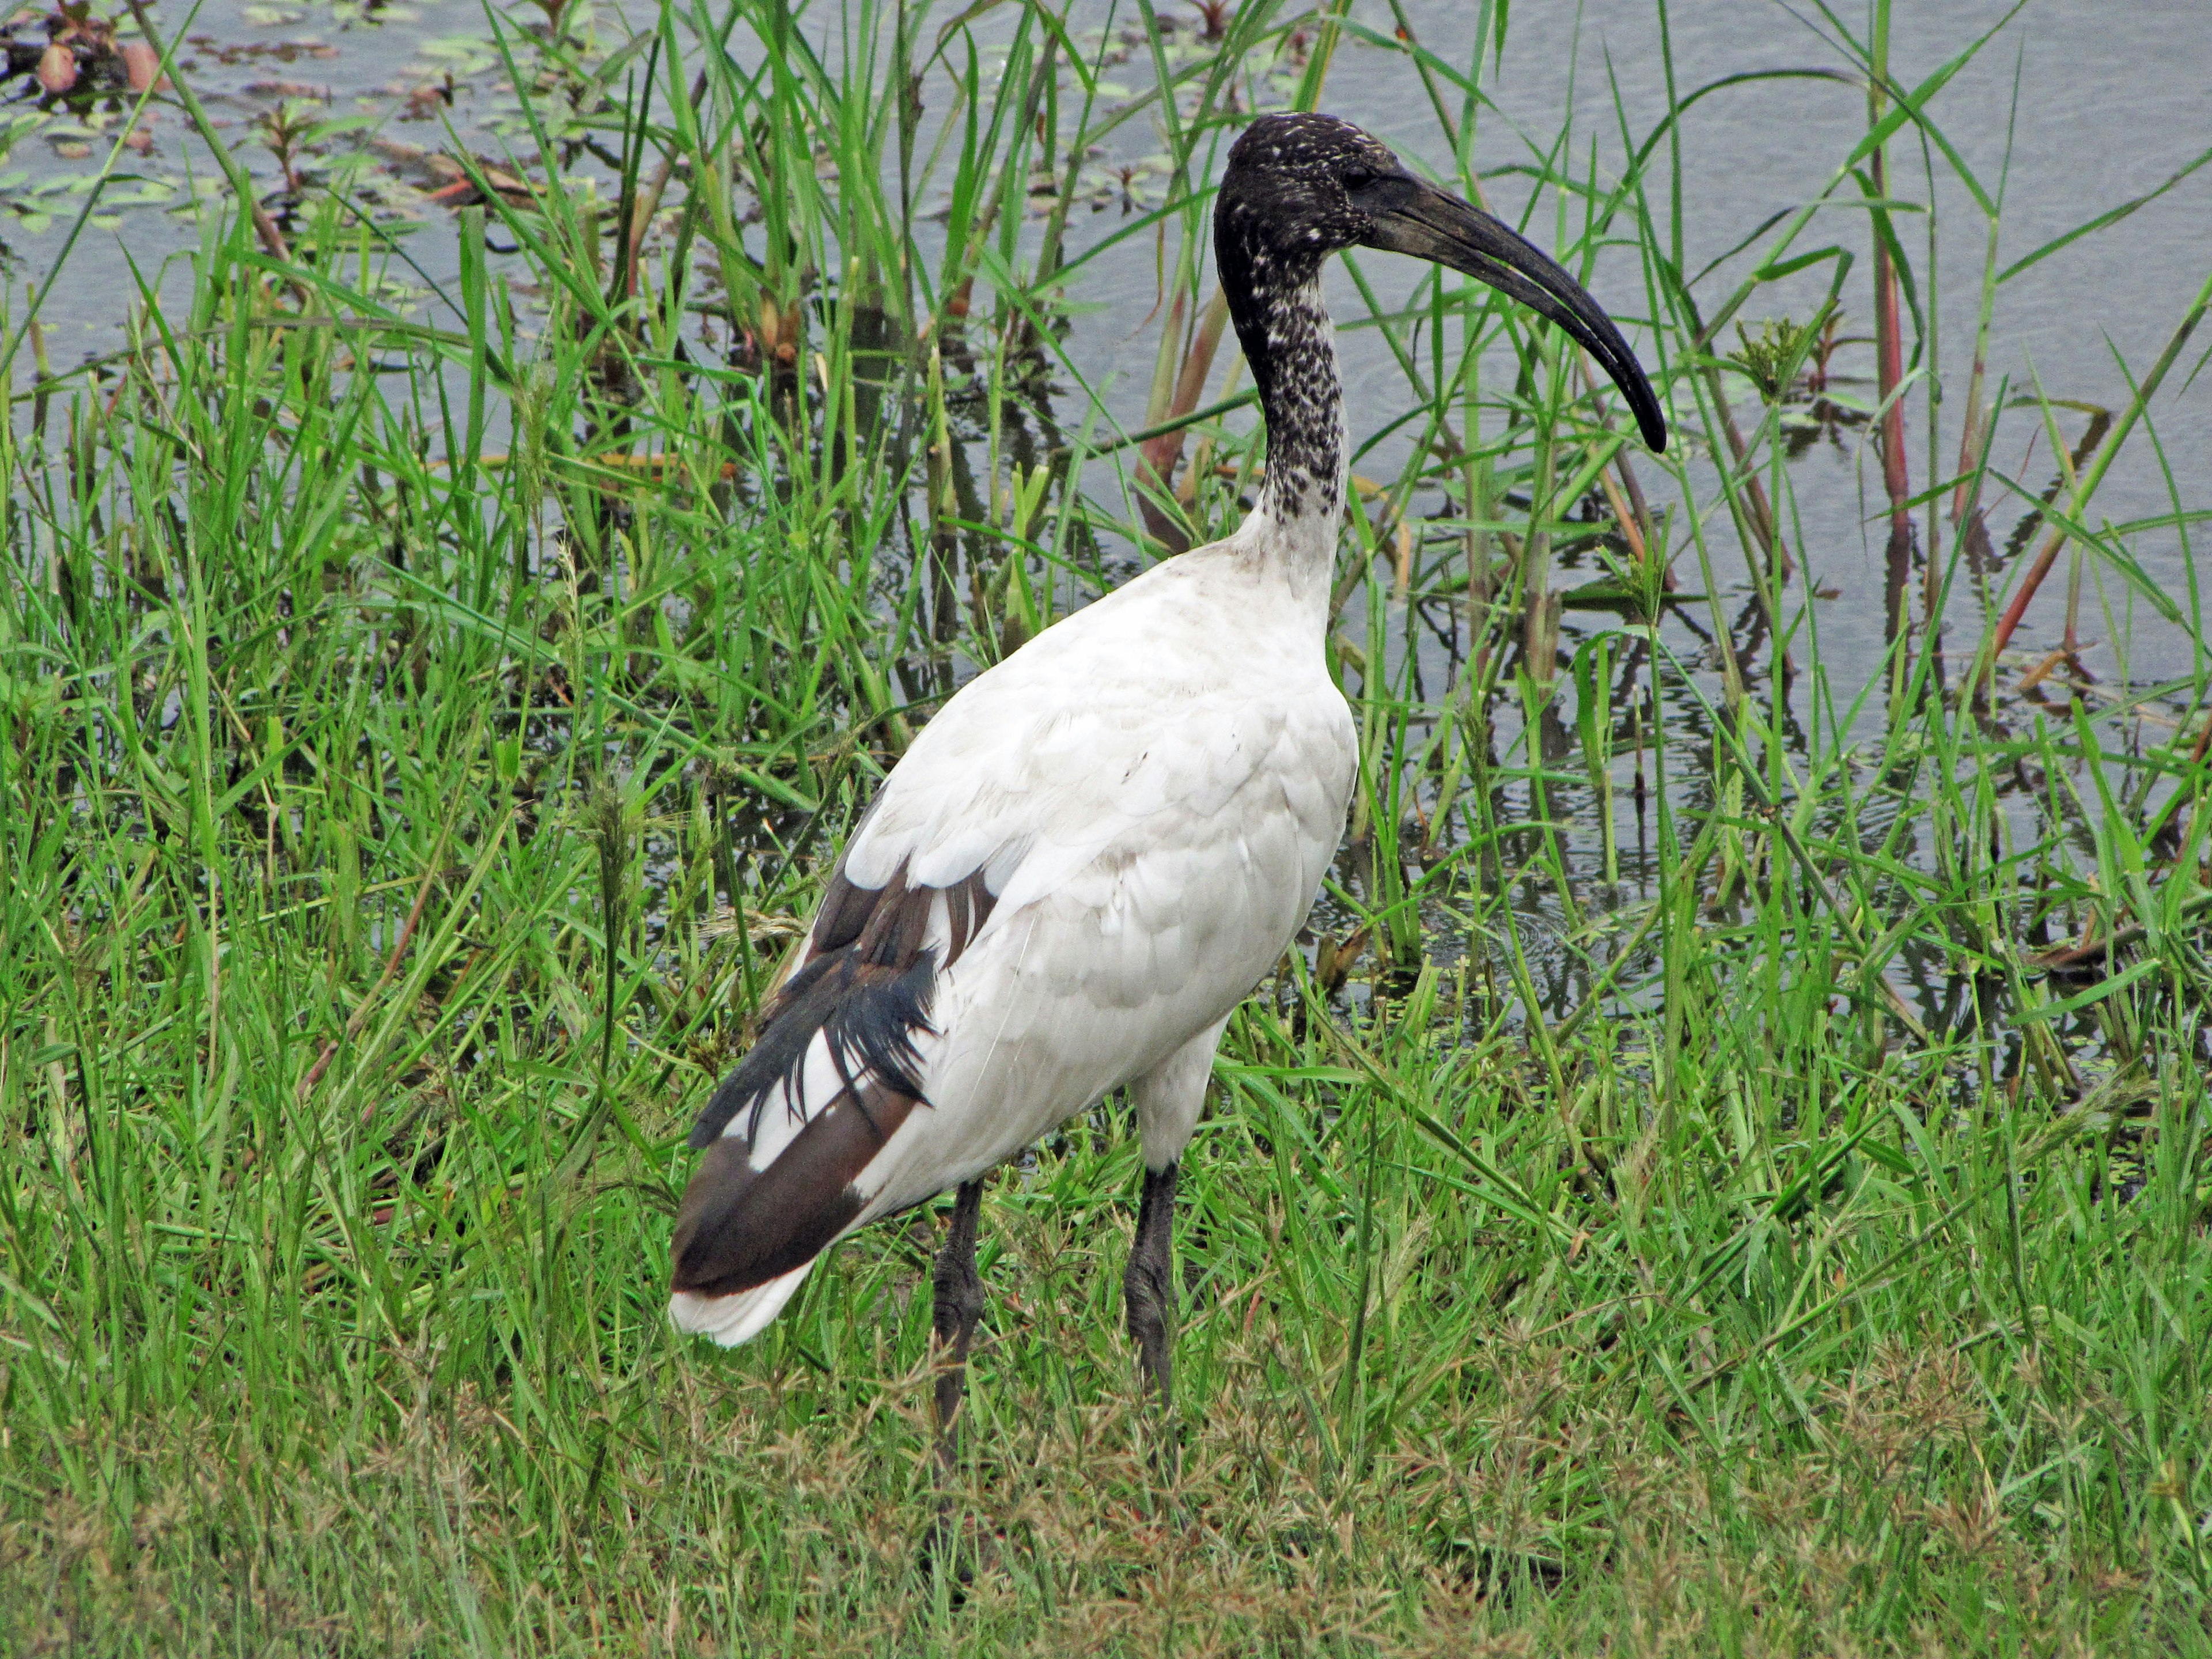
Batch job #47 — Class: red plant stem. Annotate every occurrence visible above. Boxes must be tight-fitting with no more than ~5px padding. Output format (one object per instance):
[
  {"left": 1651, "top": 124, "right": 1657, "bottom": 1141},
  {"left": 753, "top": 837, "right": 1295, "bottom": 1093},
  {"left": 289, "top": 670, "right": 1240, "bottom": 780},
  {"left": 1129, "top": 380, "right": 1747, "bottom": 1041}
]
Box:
[
  {"left": 1990, "top": 517, "right": 2077, "bottom": 672},
  {"left": 1986, "top": 270, "right": 2212, "bottom": 680},
  {"left": 1135, "top": 287, "right": 1230, "bottom": 554}
]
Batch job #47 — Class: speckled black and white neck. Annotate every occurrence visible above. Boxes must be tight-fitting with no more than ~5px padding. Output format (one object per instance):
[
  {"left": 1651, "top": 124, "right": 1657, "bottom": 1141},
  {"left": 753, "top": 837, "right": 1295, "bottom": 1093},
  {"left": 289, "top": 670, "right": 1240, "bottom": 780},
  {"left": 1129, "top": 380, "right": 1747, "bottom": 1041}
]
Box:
[
  {"left": 1214, "top": 115, "right": 1402, "bottom": 562},
  {"left": 1215, "top": 242, "right": 1344, "bottom": 529}
]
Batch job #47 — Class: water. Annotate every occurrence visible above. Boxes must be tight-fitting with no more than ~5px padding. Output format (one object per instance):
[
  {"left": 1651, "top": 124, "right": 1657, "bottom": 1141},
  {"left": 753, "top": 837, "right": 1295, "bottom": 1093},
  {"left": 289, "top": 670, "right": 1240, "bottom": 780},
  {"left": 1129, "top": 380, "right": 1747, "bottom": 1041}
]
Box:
[
  {"left": 7, "top": 0, "right": 2208, "bottom": 1033},
  {"left": 1426, "top": 0, "right": 2212, "bottom": 698},
  {"left": 11, "top": 3, "right": 2206, "bottom": 687}
]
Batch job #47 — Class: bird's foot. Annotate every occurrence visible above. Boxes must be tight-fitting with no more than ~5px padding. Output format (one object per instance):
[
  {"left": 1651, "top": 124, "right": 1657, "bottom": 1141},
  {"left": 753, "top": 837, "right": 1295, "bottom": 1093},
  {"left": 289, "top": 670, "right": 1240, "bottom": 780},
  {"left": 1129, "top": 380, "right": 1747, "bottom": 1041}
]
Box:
[
  {"left": 916, "top": 1499, "right": 977, "bottom": 1589},
  {"left": 1122, "top": 1161, "right": 1180, "bottom": 1410}
]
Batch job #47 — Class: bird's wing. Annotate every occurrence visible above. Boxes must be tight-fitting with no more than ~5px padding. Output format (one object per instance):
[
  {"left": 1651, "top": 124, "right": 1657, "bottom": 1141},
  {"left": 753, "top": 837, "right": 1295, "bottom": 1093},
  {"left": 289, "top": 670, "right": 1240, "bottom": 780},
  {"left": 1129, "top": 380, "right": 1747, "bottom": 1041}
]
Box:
[{"left": 671, "top": 566, "right": 1354, "bottom": 1306}]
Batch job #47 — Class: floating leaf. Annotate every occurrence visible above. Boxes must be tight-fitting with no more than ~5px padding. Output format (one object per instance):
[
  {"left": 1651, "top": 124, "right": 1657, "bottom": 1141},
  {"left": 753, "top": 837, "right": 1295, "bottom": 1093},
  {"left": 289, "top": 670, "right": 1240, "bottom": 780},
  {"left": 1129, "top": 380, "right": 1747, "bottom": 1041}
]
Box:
[
  {"left": 120, "top": 40, "right": 163, "bottom": 92},
  {"left": 37, "top": 43, "right": 80, "bottom": 95}
]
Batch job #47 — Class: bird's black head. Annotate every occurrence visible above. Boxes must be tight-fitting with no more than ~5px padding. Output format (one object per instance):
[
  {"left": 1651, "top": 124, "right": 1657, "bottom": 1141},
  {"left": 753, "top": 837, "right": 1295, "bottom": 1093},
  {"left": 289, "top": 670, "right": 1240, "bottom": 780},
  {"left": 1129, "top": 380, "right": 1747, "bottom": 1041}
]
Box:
[
  {"left": 1214, "top": 113, "right": 1407, "bottom": 285},
  {"left": 1215, "top": 113, "right": 1666, "bottom": 452}
]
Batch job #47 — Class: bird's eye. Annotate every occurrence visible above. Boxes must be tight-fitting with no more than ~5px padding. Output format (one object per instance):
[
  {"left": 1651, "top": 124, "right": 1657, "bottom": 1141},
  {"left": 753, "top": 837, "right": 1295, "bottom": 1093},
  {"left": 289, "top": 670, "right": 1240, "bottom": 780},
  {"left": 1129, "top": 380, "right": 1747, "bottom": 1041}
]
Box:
[{"left": 1342, "top": 166, "right": 1374, "bottom": 191}]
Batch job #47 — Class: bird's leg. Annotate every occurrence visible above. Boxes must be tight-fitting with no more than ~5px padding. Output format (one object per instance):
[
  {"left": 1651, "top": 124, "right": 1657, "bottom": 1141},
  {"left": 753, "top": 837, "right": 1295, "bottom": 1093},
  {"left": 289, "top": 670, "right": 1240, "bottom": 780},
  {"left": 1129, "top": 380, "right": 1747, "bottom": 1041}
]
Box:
[
  {"left": 930, "top": 1178, "right": 987, "bottom": 1478},
  {"left": 1122, "top": 1160, "right": 1180, "bottom": 1405}
]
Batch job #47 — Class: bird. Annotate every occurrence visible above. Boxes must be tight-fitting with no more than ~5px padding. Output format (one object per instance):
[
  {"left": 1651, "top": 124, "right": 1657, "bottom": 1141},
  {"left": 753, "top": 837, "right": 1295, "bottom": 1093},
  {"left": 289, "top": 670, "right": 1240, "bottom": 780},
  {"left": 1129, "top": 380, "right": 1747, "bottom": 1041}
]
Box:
[{"left": 667, "top": 112, "right": 1665, "bottom": 1453}]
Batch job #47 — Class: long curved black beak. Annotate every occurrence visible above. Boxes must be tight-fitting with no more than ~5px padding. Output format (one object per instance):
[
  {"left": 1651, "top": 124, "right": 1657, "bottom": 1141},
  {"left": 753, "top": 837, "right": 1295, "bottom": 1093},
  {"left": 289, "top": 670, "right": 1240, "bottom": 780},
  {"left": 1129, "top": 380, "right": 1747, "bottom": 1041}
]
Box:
[{"left": 1358, "top": 177, "right": 1666, "bottom": 453}]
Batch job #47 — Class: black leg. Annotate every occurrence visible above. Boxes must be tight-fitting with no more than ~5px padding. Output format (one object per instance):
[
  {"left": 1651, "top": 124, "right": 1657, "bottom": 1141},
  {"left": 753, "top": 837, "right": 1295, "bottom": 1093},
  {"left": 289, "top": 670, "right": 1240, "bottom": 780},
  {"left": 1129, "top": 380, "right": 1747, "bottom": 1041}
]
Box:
[
  {"left": 930, "top": 1179, "right": 986, "bottom": 1476},
  {"left": 1122, "top": 1161, "right": 1180, "bottom": 1404}
]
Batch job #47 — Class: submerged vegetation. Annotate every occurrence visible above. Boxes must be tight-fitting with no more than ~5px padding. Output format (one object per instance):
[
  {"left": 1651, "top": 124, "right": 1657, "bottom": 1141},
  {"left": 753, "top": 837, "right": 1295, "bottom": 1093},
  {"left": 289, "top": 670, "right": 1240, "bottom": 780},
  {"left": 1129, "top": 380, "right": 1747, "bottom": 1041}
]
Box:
[{"left": 2, "top": 0, "right": 2209, "bottom": 1650}]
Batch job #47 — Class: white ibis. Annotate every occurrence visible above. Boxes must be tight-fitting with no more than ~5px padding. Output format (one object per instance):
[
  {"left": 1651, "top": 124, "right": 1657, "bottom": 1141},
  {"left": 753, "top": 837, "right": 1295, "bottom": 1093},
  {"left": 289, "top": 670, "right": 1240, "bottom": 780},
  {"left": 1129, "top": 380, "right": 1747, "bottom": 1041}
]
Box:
[{"left": 669, "top": 113, "right": 1665, "bottom": 1448}]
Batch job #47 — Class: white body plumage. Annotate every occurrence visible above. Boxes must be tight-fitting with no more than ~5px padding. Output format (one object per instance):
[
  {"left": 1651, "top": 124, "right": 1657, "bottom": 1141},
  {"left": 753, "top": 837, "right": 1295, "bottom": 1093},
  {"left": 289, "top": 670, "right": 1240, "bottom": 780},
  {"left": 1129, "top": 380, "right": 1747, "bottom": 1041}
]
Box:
[{"left": 670, "top": 507, "right": 1355, "bottom": 1344}]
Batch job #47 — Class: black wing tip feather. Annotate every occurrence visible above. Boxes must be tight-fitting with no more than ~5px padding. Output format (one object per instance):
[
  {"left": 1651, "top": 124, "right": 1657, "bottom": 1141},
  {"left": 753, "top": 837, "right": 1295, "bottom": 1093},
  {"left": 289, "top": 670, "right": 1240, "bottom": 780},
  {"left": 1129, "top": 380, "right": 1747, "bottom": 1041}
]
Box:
[
  {"left": 670, "top": 1075, "right": 925, "bottom": 1296},
  {"left": 683, "top": 860, "right": 999, "bottom": 1153},
  {"left": 682, "top": 952, "right": 839, "bottom": 1151},
  {"left": 672, "top": 861, "right": 999, "bottom": 1299},
  {"left": 669, "top": 1135, "right": 868, "bottom": 1296},
  {"left": 683, "top": 949, "right": 938, "bottom": 1152},
  {"left": 828, "top": 952, "right": 935, "bottom": 1101}
]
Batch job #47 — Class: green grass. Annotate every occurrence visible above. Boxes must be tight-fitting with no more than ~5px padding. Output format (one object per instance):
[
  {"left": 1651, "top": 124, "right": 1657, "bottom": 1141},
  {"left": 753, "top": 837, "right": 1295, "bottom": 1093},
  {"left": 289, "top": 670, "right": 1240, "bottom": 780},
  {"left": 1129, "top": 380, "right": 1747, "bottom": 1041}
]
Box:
[{"left": 2, "top": 0, "right": 2209, "bottom": 1652}]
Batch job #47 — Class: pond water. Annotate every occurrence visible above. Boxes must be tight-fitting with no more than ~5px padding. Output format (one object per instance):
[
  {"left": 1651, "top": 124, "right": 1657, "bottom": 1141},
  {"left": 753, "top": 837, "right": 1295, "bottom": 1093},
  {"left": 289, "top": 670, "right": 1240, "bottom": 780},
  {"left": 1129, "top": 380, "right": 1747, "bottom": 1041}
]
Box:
[
  {"left": 6, "top": 0, "right": 2208, "bottom": 1032},
  {"left": 1468, "top": 0, "right": 2212, "bottom": 699},
  {"left": 9, "top": 3, "right": 2206, "bottom": 660}
]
